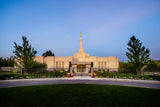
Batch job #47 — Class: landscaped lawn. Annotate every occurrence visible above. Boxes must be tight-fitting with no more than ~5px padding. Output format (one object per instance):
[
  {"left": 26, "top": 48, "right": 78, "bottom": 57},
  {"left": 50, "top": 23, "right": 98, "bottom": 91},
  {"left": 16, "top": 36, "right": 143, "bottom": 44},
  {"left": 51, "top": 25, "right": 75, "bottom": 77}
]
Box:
[{"left": 0, "top": 84, "right": 160, "bottom": 107}]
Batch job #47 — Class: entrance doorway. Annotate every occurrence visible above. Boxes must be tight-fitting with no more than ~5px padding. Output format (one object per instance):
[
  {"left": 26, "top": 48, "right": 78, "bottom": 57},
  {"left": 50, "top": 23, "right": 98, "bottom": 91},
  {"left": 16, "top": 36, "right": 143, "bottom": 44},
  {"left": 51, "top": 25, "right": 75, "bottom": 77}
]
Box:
[{"left": 77, "top": 64, "right": 86, "bottom": 73}]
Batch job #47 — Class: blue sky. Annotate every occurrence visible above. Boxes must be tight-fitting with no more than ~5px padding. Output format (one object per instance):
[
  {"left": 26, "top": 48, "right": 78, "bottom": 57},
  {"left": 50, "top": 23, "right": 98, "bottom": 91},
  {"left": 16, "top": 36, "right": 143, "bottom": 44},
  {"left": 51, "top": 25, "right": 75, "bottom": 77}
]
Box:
[{"left": 0, "top": 0, "right": 160, "bottom": 61}]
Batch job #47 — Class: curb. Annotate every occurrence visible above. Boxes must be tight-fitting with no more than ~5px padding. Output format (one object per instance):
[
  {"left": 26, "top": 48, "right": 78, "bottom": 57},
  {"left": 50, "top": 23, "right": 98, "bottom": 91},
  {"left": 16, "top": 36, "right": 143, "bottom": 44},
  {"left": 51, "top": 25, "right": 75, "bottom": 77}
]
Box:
[{"left": 0, "top": 77, "right": 160, "bottom": 84}]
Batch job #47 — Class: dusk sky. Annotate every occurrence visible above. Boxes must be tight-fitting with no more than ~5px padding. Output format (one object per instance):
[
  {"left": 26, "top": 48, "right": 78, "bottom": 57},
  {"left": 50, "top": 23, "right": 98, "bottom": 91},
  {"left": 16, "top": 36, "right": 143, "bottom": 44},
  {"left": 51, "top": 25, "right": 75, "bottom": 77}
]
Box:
[{"left": 0, "top": 0, "right": 160, "bottom": 61}]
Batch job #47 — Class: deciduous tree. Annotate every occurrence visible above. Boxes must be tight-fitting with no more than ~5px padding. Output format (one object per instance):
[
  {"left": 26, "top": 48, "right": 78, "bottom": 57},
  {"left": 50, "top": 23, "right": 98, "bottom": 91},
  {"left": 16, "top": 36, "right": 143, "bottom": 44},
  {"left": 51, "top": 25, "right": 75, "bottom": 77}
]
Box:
[
  {"left": 146, "top": 60, "right": 158, "bottom": 71},
  {"left": 42, "top": 50, "right": 54, "bottom": 57}
]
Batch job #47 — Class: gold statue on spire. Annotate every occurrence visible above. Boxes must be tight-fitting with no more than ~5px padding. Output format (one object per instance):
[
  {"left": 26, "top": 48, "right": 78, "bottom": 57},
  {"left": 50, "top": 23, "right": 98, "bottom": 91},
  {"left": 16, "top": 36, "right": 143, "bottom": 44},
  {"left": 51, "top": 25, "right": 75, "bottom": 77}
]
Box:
[{"left": 79, "top": 32, "right": 83, "bottom": 52}]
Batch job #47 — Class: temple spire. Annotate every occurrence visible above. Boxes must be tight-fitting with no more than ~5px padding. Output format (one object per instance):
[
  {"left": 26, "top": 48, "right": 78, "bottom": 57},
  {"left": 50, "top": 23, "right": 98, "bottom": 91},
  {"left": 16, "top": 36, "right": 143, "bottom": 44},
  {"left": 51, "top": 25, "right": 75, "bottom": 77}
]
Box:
[{"left": 79, "top": 32, "right": 83, "bottom": 52}]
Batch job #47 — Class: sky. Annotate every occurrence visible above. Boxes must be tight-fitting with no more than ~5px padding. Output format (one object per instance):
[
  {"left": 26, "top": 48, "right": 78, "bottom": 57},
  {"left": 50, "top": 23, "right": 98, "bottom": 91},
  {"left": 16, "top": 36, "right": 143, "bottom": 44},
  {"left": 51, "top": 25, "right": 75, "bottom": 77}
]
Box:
[{"left": 0, "top": 0, "right": 160, "bottom": 62}]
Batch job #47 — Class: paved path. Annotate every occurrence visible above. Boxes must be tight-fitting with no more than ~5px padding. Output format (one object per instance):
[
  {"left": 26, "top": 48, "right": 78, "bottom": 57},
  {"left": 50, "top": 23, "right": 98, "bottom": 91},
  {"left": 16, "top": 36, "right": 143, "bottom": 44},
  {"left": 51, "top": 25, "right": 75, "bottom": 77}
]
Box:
[{"left": 0, "top": 77, "right": 160, "bottom": 89}]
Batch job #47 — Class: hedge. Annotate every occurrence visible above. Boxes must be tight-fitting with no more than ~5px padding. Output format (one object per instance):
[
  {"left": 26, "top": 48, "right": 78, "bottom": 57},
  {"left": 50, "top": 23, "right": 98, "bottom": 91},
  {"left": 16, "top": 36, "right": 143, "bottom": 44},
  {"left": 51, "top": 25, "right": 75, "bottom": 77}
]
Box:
[
  {"left": 0, "top": 71, "right": 67, "bottom": 80},
  {"left": 96, "top": 71, "right": 160, "bottom": 80}
]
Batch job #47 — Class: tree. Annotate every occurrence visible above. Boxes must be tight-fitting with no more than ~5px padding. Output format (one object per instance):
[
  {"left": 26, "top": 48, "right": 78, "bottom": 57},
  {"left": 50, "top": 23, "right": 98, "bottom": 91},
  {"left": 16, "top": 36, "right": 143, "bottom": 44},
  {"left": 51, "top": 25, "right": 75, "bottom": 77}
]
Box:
[
  {"left": 146, "top": 60, "right": 158, "bottom": 71},
  {"left": 42, "top": 50, "right": 54, "bottom": 57},
  {"left": 126, "top": 36, "right": 150, "bottom": 75},
  {"left": 6, "top": 56, "right": 14, "bottom": 66},
  {"left": 119, "top": 62, "right": 136, "bottom": 74},
  {"left": 13, "top": 36, "right": 37, "bottom": 70},
  {"left": 0, "top": 57, "right": 14, "bottom": 67},
  {"left": 27, "top": 60, "right": 47, "bottom": 69}
]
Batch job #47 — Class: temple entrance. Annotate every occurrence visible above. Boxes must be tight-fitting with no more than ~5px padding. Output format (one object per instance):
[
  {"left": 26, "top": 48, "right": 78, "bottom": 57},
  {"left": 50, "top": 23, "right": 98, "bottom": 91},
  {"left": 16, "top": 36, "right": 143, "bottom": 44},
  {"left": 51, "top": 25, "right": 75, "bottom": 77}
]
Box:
[
  {"left": 77, "top": 64, "right": 86, "bottom": 73},
  {"left": 71, "top": 62, "right": 91, "bottom": 76},
  {"left": 75, "top": 64, "right": 90, "bottom": 76}
]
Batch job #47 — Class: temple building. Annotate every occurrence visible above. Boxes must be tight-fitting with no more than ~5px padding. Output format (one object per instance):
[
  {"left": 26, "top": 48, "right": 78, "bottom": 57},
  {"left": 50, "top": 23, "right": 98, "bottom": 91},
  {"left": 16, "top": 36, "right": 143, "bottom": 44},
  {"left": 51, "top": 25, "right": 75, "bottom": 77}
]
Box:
[{"left": 34, "top": 33, "right": 119, "bottom": 74}]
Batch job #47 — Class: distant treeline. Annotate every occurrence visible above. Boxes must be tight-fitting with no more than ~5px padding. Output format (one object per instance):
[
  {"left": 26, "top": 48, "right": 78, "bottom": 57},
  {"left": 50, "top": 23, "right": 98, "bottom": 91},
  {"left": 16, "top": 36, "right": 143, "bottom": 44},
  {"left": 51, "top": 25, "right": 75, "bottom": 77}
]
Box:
[
  {"left": 119, "top": 60, "right": 160, "bottom": 72},
  {"left": 0, "top": 57, "right": 14, "bottom": 67}
]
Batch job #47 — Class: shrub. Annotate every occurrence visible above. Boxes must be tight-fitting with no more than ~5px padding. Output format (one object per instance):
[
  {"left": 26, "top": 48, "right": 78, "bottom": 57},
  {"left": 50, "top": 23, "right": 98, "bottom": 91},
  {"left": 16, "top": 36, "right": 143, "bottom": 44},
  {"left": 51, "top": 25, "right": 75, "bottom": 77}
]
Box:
[
  {"left": 0, "top": 70, "right": 67, "bottom": 80},
  {"left": 12, "top": 71, "right": 18, "bottom": 73},
  {"left": 151, "top": 75, "right": 160, "bottom": 80},
  {"left": 95, "top": 71, "right": 156, "bottom": 80}
]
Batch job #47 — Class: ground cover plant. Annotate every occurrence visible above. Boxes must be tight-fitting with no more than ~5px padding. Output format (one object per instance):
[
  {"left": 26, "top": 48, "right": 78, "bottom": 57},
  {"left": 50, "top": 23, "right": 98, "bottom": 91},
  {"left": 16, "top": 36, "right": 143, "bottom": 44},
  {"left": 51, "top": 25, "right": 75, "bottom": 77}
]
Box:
[{"left": 0, "top": 84, "right": 160, "bottom": 107}]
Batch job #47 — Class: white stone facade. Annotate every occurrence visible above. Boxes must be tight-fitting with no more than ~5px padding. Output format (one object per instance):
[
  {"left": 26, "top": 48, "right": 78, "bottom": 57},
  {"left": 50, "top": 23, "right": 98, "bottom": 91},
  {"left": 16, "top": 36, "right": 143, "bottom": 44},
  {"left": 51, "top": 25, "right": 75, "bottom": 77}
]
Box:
[{"left": 34, "top": 33, "right": 119, "bottom": 72}]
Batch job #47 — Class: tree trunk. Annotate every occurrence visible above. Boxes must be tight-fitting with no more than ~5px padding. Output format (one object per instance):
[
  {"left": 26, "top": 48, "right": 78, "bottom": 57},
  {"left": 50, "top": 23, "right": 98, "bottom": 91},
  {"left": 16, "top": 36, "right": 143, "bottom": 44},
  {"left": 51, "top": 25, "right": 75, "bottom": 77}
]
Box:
[
  {"left": 136, "top": 70, "right": 139, "bottom": 76},
  {"left": 140, "top": 70, "right": 144, "bottom": 75},
  {"left": 21, "top": 68, "right": 23, "bottom": 74}
]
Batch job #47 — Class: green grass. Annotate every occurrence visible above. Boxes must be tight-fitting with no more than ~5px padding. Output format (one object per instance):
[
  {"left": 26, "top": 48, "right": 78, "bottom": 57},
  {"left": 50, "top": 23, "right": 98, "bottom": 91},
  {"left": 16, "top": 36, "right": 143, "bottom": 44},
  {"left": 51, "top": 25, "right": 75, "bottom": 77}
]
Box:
[{"left": 0, "top": 84, "right": 160, "bottom": 107}]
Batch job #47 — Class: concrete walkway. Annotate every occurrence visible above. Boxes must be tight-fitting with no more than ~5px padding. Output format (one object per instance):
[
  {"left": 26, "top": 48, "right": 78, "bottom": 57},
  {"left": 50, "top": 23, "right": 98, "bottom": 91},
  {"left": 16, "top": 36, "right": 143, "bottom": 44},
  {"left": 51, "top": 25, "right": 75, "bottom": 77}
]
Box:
[{"left": 0, "top": 77, "right": 160, "bottom": 89}]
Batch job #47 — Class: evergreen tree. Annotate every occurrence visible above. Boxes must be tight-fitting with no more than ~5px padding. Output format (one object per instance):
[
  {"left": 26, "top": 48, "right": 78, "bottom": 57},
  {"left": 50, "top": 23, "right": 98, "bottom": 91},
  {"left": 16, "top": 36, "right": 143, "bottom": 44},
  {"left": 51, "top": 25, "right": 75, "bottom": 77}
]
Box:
[
  {"left": 13, "top": 36, "right": 37, "bottom": 70},
  {"left": 126, "top": 36, "right": 150, "bottom": 75},
  {"left": 0, "top": 57, "right": 3, "bottom": 67},
  {"left": 0, "top": 57, "right": 14, "bottom": 67}
]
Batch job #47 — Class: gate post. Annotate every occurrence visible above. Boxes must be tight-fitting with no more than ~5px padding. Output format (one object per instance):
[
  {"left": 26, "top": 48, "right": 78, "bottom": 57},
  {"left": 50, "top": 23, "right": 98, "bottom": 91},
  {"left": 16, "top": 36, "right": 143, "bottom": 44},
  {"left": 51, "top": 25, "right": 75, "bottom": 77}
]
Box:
[
  {"left": 70, "top": 67, "right": 72, "bottom": 74},
  {"left": 91, "top": 67, "right": 93, "bottom": 73}
]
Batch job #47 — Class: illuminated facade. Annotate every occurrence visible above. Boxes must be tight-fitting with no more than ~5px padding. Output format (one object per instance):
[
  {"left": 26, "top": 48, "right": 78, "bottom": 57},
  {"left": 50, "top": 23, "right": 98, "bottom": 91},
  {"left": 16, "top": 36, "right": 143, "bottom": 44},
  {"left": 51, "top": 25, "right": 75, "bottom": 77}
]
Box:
[{"left": 35, "top": 33, "right": 119, "bottom": 74}]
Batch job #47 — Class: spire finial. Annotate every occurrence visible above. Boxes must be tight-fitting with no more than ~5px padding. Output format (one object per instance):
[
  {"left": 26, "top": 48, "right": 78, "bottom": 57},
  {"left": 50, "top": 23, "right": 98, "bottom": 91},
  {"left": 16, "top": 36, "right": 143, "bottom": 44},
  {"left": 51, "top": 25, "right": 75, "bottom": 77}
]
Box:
[
  {"left": 79, "top": 32, "right": 83, "bottom": 52},
  {"left": 80, "top": 32, "right": 82, "bottom": 37}
]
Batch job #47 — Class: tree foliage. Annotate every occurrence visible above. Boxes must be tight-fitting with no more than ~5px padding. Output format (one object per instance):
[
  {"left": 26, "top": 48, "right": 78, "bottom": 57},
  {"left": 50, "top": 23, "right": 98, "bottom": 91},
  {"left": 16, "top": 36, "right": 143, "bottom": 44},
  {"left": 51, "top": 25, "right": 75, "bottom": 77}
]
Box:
[
  {"left": 146, "top": 60, "right": 158, "bottom": 71},
  {"left": 27, "top": 60, "right": 47, "bottom": 69},
  {"left": 0, "top": 56, "right": 14, "bottom": 67},
  {"left": 42, "top": 50, "right": 54, "bottom": 57},
  {"left": 126, "top": 36, "right": 150, "bottom": 71},
  {"left": 119, "top": 62, "right": 136, "bottom": 74},
  {"left": 13, "top": 36, "right": 37, "bottom": 69},
  {"left": 119, "top": 62, "right": 134, "bottom": 69}
]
